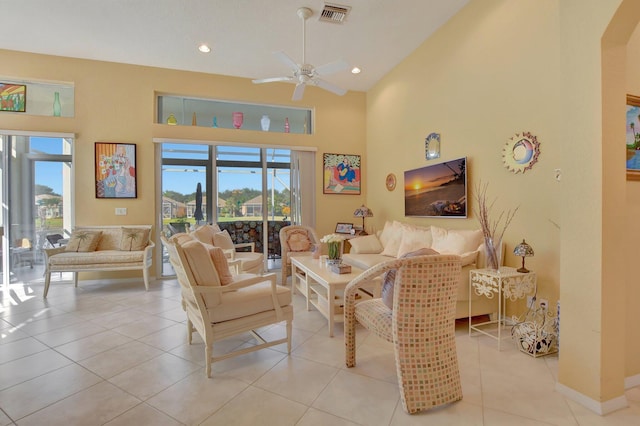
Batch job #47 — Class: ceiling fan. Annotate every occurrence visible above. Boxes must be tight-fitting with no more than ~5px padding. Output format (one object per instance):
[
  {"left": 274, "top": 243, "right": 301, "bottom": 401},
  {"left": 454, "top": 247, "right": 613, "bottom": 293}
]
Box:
[{"left": 252, "top": 6, "right": 348, "bottom": 101}]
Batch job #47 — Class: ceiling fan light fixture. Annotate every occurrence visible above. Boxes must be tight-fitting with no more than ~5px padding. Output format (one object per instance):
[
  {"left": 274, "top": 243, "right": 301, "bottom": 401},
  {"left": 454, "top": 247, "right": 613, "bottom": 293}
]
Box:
[{"left": 252, "top": 6, "right": 348, "bottom": 101}]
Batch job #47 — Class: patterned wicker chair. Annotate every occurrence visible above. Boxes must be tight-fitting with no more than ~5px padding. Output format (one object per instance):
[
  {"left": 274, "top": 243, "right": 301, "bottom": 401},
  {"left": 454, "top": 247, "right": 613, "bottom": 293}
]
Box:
[
  {"left": 279, "top": 225, "right": 320, "bottom": 286},
  {"left": 344, "top": 254, "right": 463, "bottom": 414}
]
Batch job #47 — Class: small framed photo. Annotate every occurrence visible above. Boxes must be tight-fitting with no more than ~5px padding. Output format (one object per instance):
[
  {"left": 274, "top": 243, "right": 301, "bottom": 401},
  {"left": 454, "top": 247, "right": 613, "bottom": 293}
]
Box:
[
  {"left": 335, "top": 223, "right": 354, "bottom": 234},
  {"left": 95, "top": 142, "right": 137, "bottom": 198},
  {"left": 0, "top": 83, "right": 26, "bottom": 112}
]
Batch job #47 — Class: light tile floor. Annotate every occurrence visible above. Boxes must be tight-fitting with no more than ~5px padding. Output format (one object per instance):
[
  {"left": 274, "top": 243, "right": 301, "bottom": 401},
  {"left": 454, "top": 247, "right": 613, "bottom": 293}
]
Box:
[{"left": 1, "top": 273, "right": 640, "bottom": 425}]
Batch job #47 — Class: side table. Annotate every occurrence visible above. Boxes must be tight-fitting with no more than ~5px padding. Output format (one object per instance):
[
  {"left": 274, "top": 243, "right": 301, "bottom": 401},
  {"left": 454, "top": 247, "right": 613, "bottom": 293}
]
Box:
[{"left": 469, "top": 267, "right": 537, "bottom": 350}]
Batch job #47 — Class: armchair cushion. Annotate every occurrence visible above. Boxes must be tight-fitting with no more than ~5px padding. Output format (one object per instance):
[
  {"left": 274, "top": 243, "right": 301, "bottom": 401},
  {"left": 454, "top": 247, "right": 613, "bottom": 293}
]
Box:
[
  {"left": 213, "top": 230, "right": 236, "bottom": 250},
  {"left": 119, "top": 227, "right": 150, "bottom": 251},
  {"left": 192, "top": 225, "right": 217, "bottom": 245},
  {"left": 348, "top": 234, "right": 383, "bottom": 254},
  {"left": 208, "top": 246, "right": 234, "bottom": 285},
  {"left": 65, "top": 230, "right": 102, "bottom": 253},
  {"left": 181, "top": 240, "right": 222, "bottom": 307},
  {"left": 381, "top": 247, "right": 439, "bottom": 309},
  {"left": 234, "top": 252, "right": 264, "bottom": 274},
  {"left": 210, "top": 280, "right": 291, "bottom": 323},
  {"left": 284, "top": 229, "right": 312, "bottom": 252}
]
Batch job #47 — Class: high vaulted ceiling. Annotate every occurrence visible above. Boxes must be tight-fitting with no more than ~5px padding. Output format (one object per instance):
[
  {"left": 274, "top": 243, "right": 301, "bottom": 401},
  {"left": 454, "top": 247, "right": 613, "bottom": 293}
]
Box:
[{"left": 0, "top": 0, "right": 469, "bottom": 94}]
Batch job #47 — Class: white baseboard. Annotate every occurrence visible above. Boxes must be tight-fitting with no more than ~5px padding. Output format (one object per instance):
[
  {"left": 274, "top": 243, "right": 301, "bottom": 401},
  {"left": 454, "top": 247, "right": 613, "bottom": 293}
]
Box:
[
  {"left": 555, "top": 382, "right": 629, "bottom": 415},
  {"left": 625, "top": 373, "right": 640, "bottom": 389}
]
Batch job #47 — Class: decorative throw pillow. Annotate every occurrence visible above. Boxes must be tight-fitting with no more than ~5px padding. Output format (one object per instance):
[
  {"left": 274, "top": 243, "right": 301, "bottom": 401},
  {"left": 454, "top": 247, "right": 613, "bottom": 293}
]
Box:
[
  {"left": 348, "top": 234, "right": 383, "bottom": 254},
  {"left": 65, "top": 230, "right": 102, "bottom": 252},
  {"left": 380, "top": 221, "right": 404, "bottom": 257},
  {"left": 119, "top": 227, "right": 150, "bottom": 251},
  {"left": 192, "top": 225, "right": 217, "bottom": 246},
  {"left": 208, "top": 246, "right": 234, "bottom": 285},
  {"left": 378, "top": 220, "right": 397, "bottom": 248},
  {"left": 396, "top": 225, "right": 433, "bottom": 258},
  {"left": 430, "top": 226, "right": 483, "bottom": 255},
  {"left": 381, "top": 247, "right": 439, "bottom": 310},
  {"left": 213, "top": 230, "right": 236, "bottom": 250},
  {"left": 286, "top": 230, "right": 312, "bottom": 252}
]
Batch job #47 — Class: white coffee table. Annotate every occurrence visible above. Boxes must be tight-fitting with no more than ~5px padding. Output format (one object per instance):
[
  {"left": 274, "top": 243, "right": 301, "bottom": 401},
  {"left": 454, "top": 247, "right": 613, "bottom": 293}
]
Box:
[{"left": 290, "top": 255, "right": 380, "bottom": 337}]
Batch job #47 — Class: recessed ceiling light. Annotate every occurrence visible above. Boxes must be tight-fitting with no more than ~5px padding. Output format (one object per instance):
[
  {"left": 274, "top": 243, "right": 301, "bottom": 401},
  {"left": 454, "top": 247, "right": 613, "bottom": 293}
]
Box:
[
  {"left": 198, "top": 44, "right": 211, "bottom": 53},
  {"left": 351, "top": 67, "right": 361, "bottom": 74}
]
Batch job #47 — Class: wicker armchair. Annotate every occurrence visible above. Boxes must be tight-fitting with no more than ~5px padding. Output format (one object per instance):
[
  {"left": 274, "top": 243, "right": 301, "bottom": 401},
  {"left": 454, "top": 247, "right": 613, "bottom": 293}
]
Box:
[
  {"left": 162, "top": 236, "right": 293, "bottom": 377},
  {"left": 344, "top": 254, "right": 463, "bottom": 414},
  {"left": 279, "top": 225, "right": 320, "bottom": 286}
]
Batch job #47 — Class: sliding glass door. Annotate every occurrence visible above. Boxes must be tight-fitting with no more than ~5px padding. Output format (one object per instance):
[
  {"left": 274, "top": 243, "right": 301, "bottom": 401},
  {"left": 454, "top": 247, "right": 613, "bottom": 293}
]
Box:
[
  {"left": 159, "top": 143, "right": 291, "bottom": 277},
  {"left": 0, "top": 134, "right": 73, "bottom": 288}
]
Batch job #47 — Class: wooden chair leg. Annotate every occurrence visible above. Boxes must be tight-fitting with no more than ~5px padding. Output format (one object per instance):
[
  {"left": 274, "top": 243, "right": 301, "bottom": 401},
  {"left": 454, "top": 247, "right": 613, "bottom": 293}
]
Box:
[
  {"left": 205, "top": 344, "right": 212, "bottom": 378},
  {"left": 43, "top": 272, "right": 51, "bottom": 298}
]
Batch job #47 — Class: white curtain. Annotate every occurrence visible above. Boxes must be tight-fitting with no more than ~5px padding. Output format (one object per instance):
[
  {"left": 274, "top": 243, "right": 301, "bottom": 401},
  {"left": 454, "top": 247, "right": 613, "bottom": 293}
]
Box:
[{"left": 291, "top": 150, "right": 316, "bottom": 228}]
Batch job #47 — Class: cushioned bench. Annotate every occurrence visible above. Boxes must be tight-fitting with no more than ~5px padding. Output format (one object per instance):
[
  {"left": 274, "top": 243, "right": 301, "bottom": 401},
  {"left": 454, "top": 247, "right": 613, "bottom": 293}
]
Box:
[{"left": 42, "top": 225, "right": 154, "bottom": 298}]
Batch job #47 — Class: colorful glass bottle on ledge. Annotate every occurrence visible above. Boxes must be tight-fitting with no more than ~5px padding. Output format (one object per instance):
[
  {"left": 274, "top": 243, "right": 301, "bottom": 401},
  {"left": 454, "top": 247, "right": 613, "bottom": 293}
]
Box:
[
  {"left": 53, "top": 92, "right": 61, "bottom": 117},
  {"left": 260, "top": 114, "right": 271, "bottom": 131}
]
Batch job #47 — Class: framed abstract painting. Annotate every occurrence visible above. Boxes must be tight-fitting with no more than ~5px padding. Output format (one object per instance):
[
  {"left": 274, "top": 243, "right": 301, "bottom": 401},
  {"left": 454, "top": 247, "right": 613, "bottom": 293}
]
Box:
[
  {"left": 0, "top": 83, "right": 26, "bottom": 112},
  {"left": 95, "top": 142, "right": 137, "bottom": 198}
]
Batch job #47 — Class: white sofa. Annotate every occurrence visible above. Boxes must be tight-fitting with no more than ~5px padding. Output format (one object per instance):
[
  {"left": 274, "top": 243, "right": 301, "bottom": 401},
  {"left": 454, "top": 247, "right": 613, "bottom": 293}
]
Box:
[
  {"left": 43, "top": 225, "right": 154, "bottom": 298},
  {"left": 341, "top": 220, "right": 499, "bottom": 319}
]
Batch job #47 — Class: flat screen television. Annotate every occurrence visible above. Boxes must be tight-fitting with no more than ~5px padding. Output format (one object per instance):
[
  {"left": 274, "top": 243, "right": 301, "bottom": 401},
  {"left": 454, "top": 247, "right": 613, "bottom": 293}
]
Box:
[{"left": 404, "top": 157, "right": 467, "bottom": 218}]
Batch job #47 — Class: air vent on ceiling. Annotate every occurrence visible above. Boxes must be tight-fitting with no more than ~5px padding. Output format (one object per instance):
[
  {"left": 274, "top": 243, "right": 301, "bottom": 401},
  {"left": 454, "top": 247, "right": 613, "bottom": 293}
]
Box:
[{"left": 319, "top": 3, "right": 351, "bottom": 24}]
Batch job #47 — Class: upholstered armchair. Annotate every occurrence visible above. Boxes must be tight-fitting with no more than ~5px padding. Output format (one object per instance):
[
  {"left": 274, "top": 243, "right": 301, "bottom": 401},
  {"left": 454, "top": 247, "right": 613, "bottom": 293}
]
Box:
[
  {"left": 344, "top": 254, "right": 463, "bottom": 414},
  {"left": 279, "top": 225, "right": 320, "bottom": 286},
  {"left": 191, "top": 224, "right": 264, "bottom": 274},
  {"left": 162, "top": 236, "right": 293, "bottom": 378}
]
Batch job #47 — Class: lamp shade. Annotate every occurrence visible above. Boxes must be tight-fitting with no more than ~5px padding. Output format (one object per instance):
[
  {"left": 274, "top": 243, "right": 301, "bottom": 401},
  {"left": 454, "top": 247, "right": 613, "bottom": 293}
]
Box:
[
  {"left": 513, "top": 239, "right": 534, "bottom": 257},
  {"left": 353, "top": 205, "right": 373, "bottom": 218},
  {"left": 513, "top": 239, "right": 534, "bottom": 273},
  {"left": 353, "top": 205, "right": 373, "bottom": 234}
]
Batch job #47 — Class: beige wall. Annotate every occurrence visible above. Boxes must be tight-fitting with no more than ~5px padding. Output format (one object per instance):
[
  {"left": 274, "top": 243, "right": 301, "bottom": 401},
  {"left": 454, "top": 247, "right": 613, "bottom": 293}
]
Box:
[
  {"left": 625, "top": 16, "right": 640, "bottom": 384},
  {"left": 367, "top": 0, "right": 636, "bottom": 408},
  {"left": 367, "top": 1, "right": 562, "bottom": 311},
  {"left": 0, "top": 49, "right": 366, "bottom": 249}
]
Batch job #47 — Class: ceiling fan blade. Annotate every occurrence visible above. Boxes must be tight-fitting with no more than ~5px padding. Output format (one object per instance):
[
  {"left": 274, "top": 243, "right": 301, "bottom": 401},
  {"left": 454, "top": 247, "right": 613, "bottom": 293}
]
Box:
[
  {"left": 252, "top": 76, "right": 293, "bottom": 84},
  {"left": 315, "top": 78, "right": 347, "bottom": 96},
  {"left": 314, "top": 59, "right": 349, "bottom": 76},
  {"left": 273, "top": 51, "right": 300, "bottom": 71},
  {"left": 292, "top": 82, "right": 306, "bottom": 101}
]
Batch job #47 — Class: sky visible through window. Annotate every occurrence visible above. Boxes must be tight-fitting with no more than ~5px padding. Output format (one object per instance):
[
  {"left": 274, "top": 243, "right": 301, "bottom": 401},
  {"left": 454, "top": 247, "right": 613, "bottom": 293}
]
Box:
[{"left": 32, "top": 137, "right": 65, "bottom": 194}]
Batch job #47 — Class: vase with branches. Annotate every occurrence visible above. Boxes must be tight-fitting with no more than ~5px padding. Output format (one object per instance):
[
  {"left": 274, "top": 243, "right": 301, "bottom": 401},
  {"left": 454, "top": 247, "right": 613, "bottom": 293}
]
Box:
[{"left": 473, "top": 182, "right": 519, "bottom": 270}]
